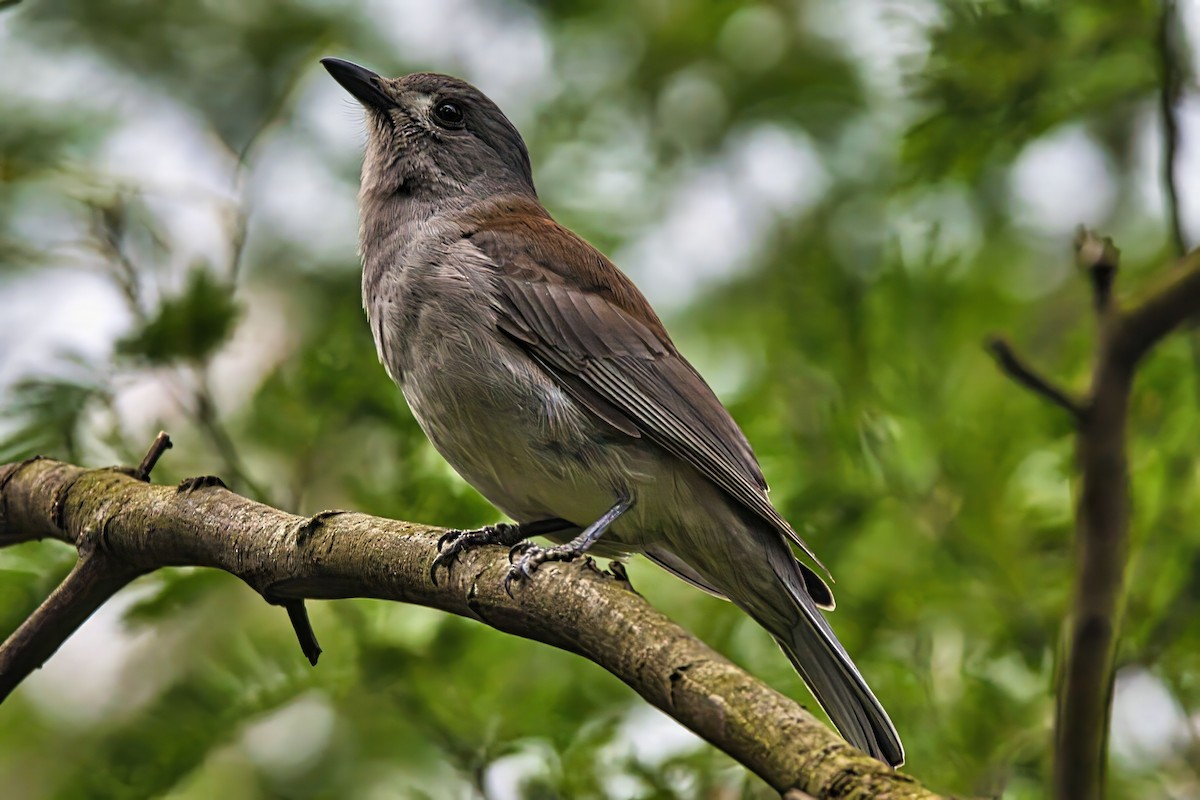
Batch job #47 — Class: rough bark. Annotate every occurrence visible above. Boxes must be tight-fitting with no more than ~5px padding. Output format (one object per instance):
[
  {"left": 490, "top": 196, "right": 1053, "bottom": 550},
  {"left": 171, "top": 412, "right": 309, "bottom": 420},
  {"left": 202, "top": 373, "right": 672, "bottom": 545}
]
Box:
[{"left": 0, "top": 457, "right": 942, "bottom": 800}]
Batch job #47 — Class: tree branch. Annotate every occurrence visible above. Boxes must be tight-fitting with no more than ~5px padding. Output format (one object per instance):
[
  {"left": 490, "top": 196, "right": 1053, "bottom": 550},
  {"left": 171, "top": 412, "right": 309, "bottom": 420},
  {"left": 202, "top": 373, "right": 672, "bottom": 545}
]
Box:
[
  {"left": 1158, "top": 0, "right": 1188, "bottom": 258},
  {"left": 984, "top": 336, "right": 1086, "bottom": 421},
  {"left": 0, "top": 459, "right": 942, "bottom": 800},
  {"left": 133, "top": 430, "right": 172, "bottom": 481},
  {"left": 1117, "top": 248, "right": 1200, "bottom": 364},
  {"left": 1075, "top": 227, "right": 1121, "bottom": 318},
  {"left": 989, "top": 235, "right": 1200, "bottom": 799},
  {"left": 0, "top": 551, "right": 141, "bottom": 702}
]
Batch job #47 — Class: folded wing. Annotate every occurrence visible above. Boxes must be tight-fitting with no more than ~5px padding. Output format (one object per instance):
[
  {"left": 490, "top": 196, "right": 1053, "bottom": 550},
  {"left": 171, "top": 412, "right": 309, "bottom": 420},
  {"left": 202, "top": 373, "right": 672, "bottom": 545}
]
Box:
[{"left": 462, "top": 197, "right": 832, "bottom": 599}]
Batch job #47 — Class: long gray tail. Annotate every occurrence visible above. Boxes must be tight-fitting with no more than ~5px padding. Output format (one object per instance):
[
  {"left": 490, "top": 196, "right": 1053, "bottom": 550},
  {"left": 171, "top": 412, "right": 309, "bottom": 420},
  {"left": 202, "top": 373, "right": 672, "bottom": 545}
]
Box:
[{"left": 740, "top": 547, "right": 904, "bottom": 767}]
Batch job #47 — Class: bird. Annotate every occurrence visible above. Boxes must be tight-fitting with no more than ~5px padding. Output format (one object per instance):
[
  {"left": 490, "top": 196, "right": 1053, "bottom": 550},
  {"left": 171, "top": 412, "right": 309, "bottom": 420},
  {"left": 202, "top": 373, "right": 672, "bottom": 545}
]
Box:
[{"left": 320, "top": 56, "right": 904, "bottom": 767}]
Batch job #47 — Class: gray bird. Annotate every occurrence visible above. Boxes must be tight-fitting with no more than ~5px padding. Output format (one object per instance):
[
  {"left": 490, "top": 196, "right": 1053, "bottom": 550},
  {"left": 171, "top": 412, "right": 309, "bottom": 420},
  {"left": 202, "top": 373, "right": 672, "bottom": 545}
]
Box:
[{"left": 321, "top": 57, "right": 904, "bottom": 767}]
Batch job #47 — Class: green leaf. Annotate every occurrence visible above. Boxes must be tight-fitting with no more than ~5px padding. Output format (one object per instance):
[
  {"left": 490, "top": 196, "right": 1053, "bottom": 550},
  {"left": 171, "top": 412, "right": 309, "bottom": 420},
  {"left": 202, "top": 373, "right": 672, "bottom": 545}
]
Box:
[
  {"left": 903, "top": 0, "right": 1158, "bottom": 180},
  {"left": 0, "top": 361, "right": 105, "bottom": 462},
  {"left": 116, "top": 267, "right": 240, "bottom": 365}
]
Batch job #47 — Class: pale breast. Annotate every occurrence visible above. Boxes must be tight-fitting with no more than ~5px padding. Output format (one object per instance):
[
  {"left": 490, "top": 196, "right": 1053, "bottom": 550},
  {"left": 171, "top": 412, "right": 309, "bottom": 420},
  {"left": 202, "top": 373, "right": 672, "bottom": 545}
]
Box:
[{"left": 399, "top": 316, "right": 618, "bottom": 525}]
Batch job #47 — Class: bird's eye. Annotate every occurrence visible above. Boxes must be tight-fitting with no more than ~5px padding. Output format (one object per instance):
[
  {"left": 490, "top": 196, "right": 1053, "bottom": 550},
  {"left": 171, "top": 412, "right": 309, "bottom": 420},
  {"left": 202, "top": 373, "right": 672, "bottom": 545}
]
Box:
[{"left": 432, "top": 100, "right": 465, "bottom": 128}]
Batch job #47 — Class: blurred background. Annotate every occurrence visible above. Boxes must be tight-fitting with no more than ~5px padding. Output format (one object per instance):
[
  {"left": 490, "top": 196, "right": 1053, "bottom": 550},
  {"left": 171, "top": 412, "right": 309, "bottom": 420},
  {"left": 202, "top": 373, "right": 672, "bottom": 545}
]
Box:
[{"left": 1, "top": 0, "right": 1198, "bottom": 797}]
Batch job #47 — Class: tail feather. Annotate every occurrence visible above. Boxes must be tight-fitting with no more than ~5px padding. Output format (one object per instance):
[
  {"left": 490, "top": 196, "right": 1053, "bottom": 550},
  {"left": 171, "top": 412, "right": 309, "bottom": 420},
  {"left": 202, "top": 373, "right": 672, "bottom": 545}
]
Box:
[
  {"left": 741, "top": 546, "right": 904, "bottom": 767},
  {"left": 773, "top": 608, "right": 904, "bottom": 766},
  {"left": 650, "top": 523, "right": 902, "bottom": 765}
]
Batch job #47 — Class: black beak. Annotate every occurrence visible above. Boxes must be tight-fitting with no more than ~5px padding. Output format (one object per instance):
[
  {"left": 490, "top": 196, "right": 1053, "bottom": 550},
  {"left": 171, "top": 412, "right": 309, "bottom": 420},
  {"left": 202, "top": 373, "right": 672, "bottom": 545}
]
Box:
[{"left": 321, "top": 57, "right": 394, "bottom": 111}]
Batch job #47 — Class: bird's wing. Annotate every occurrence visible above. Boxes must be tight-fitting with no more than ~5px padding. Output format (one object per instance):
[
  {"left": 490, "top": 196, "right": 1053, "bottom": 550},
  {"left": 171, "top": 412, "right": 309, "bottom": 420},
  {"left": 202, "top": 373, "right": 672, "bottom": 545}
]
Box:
[{"left": 462, "top": 198, "right": 829, "bottom": 578}]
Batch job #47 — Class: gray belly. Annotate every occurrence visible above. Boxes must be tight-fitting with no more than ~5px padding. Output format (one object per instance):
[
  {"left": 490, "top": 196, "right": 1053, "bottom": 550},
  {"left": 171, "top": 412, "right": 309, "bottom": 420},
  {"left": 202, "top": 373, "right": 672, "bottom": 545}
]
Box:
[{"left": 399, "top": 327, "right": 629, "bottom": 530}]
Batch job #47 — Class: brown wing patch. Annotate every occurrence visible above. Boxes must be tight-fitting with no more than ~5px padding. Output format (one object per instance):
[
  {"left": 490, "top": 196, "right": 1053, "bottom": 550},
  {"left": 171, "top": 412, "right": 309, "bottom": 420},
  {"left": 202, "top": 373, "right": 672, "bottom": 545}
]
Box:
[
  {"left": 463, "top": 196, "right": 673, "bottom": 345},
  {"left": 461, "top": 195, "right": 828, "bottom": 576}
]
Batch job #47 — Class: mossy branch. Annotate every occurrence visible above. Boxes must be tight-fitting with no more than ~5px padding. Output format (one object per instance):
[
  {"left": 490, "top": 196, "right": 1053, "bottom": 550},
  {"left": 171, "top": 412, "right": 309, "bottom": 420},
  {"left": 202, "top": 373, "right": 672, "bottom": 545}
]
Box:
[{"left": 0, "top": 456, "right": 942, "bottom": 800}]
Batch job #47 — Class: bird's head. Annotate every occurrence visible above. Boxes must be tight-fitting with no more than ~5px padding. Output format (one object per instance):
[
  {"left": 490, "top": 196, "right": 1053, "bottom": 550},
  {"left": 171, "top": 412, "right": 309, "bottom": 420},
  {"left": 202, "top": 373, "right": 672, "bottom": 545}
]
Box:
[{"left": 321, "top": 58, "right": 535, "bottom": 202}]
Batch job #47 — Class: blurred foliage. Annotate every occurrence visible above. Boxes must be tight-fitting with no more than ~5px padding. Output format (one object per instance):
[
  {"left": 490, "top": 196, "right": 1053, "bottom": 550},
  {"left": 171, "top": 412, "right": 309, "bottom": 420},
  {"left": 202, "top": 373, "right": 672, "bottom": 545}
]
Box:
[
  {"left": 21, "top": 0, "right": 340, "bottom": 152},
  {"left": 1, "top": 0, "right": 1198, "bottom": 798},
  {"left": 0, "top": 357, "right": 108, "bottom": 464},
  {"left": 905, "top": 0, "right": 1160, "bottom": 181},
  {"left": 116, "top": 267, "right": 240, "bottom": 365}
]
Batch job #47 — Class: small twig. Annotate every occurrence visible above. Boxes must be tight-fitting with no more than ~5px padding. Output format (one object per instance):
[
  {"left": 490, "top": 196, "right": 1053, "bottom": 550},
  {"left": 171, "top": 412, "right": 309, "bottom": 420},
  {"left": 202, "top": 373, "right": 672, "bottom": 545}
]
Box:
[
  {"left": 0, "top": 552, "right": 140, "bottom": 702},
  {"left": 1158, "top": 0, "right": 1188, "bottom": 258},
  {"left": 221, "top": 53, "right": 312, "bottom": 285},
  {"left": 283, "top": 600, "right": 321, "bottom": 666},
  {"left": 1161, "top": 669, "right": 1200, "bottom": 766},
  {"left": 1074, "top": 227, "right": 1121, "bottom": 316},
  {"left": 985, "top": 336, "right": 1086, "bottom": 421},
  {"left": 1155, "top": 0, "right": 1200, "bottom": 394},
  {"left": 90, "top": 196, "right": 149, "bottom": 326},
  {"left": 1117, "top": 248, "right": 1200, "bottom": 365},
  {"left": 224, "top": 199, "right": 251, "bottom": 285},
  {"left": 1138, "top": 546, "right": 1200, "bottom": 664},
  {"left": 134, "top": 431, "right": 173, "bottom": 482}
]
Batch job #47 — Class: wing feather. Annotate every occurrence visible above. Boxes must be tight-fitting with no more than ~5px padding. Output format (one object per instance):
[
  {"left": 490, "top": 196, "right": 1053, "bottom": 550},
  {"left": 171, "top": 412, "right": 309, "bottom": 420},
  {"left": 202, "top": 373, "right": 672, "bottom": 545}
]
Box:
[{"left": 462, "top": 199, "right": 830, "bottom": 577}]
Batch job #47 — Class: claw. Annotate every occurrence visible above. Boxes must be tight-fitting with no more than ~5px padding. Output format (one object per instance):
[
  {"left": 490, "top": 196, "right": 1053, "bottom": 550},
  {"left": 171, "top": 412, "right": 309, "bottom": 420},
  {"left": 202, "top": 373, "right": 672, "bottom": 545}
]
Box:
[
  {"left": 505, "top": 549, "right": 537, "bottom": 594},
  {"left": 430, "top": 528, "right": 468, "bottom": 585},
  {"left": 508, "top": 540, "right": 534, "bottom": 562},
  {"left": 430, "top": 523, "right": 528, "bottom": 586},
  {"left": 504, "top": 542, "right": 588, "bottom": 592},
  {"left": 429, "top": 520, "right": 573, "bottom": 590}
]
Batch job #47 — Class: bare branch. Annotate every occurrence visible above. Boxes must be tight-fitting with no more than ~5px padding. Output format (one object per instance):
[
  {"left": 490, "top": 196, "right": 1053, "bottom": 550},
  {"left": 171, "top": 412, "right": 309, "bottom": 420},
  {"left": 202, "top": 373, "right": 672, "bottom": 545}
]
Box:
[
  {"left": 1055, "top": 351, "right": 1131, "bottom": 800},
  {"left": 134, "top": 430, "right": 173, "bottom": 481},
  {"left": 281, "top": 599, "right": 321, "bottom": 666},
  {"left": 0, "top": 458, "right": 943, "bottom": 800},
  {"left": 984, "top": 336, "right": 1086, "bottom": 421},
  {"left": 990, "top": 235, "right": 1200, "bottom": 799},
  {"left": 1054, "top": 245, "right": 1200, "bottom": 800},
  {"left": 0, "top": 457, "right": 50, "bottom": 548},
  {"left": 1117, "top": 247, "right": 1200, "bottom": 365},
  {"left": 89, "top": 195, "right": 150, "bottom": 326},
  {"left": 0, "top": 551, "right": 141, "bottom": 702},
  {"left": 1158, "top": 0, "right": 1189, "bottom": 258},
  {"left": 1074, "top": 227, "right": 1121, "bottom": 316}
]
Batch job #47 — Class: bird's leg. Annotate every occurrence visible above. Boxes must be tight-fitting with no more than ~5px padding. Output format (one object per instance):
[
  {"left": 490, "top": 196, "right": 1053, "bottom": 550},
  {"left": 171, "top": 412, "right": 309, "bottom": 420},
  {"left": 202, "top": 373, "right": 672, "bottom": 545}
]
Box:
[
  {"left": 430, "top": 517, "right": 575, "bottom": 584},
  {"left": 506, "top": 494, "right": 634, "bottom": 593}
]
